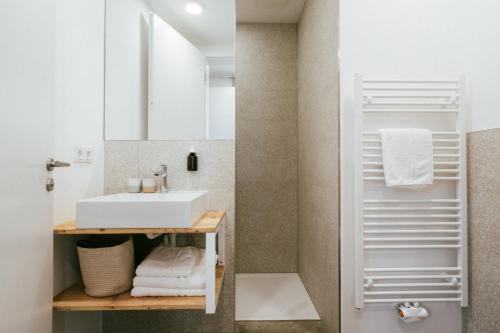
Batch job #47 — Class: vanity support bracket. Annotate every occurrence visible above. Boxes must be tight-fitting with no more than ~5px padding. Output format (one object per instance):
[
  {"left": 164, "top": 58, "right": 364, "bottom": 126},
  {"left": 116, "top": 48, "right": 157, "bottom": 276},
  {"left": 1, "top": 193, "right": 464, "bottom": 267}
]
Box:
[
  {"left": 217, "top": 219, "right": 225, "bottom": 266},
  {"left": 205, "top": 216, "right": 225, "bottom": 314},
  {"left": 205, "top": 232, "right": 217, "bottom": 314}
]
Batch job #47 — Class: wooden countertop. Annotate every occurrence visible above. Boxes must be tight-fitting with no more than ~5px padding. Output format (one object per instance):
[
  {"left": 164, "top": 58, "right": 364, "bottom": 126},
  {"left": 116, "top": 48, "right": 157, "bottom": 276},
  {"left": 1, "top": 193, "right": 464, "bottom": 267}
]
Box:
[{"left": 53, "top": 211, "right": 225, "bottom": 235}]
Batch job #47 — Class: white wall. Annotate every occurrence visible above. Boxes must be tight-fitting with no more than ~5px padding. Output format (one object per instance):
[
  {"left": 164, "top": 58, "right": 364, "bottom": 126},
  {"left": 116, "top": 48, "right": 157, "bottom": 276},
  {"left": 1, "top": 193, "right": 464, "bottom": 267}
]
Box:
[
  {"left": 53, "top": 0, "right": 105, "bottom": 332},
  {"left": 209, "top": 87, "right": 235, "bottom": 140},
  {"left": 339, "top": 1, "right": 464, "bottom": 332},
  {"left": 463, "top": 1, "right": 500, "bottom": 132},
  {"left": 339, "top": 0, "right": 500, "bottom": 134},
  {"left": 105, "top": 0, "right": 150, "bottom": 140},
  {"left": 54, "top": 0, "right": 105, "bottom": 227}
]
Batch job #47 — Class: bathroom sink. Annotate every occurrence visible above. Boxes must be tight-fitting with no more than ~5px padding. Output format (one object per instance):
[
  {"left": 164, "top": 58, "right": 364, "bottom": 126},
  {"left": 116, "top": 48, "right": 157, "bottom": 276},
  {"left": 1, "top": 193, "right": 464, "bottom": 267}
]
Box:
[{"left": 76, "top": 191, "right": 208, "bottom": 229}]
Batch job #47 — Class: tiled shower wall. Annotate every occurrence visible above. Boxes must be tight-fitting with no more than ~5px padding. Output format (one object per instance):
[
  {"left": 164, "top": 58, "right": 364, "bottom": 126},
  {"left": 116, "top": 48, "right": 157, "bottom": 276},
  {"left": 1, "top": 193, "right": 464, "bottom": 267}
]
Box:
[
  {"left": 102, "top": 140, "right": 235, "bottom": 333},
  {"left": 297, "top": 0, "right": 340, "bottom": 332},
  {"left": 463, "top": 128, "right": 500, "bottom": 333},
  {"left": 236, "top": 24, "right": 298, "bottom": 273}
]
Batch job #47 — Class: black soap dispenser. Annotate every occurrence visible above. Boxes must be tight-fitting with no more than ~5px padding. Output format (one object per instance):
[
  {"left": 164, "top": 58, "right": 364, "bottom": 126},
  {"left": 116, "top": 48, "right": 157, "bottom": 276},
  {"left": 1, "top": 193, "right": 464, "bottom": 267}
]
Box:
[{"left": 187, "top": 149, "right": 198, "bottom": 171}]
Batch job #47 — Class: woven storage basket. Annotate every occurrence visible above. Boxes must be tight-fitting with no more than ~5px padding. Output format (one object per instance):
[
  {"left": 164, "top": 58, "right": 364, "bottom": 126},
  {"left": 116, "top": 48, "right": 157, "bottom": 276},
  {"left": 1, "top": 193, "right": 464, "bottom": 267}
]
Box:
[{"left": 77, "top": 235, "right": 134, "bottom": 297}]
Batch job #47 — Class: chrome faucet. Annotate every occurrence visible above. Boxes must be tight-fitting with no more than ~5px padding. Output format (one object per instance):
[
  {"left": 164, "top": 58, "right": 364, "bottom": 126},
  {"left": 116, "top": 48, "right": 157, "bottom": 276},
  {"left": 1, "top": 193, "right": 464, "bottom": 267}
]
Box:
[{"left": 154, "top": 164, "right": 168, "bottom": 192}]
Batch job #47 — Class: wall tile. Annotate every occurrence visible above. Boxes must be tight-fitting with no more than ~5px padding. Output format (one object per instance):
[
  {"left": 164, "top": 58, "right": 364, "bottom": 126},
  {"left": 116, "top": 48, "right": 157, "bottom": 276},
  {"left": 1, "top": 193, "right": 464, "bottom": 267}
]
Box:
[
  {"left": 237, "top": 119, "right": 298, "bottom": 185},
  {"left": 137, "top": 141, "right": 210, "bottom": 191},
  {"left": 208, "top": 142, "right": 235, "bottom": 190},
  {"left": 297, "top": 0, "right": 340, "bottom": 332},
  {"left": 236, "top": 24, "right": 298, "bottom": 273},
  {"left": 104, "top": 141, "right": 139, "bottom": 194},
  {"left": 463, "top": 128, "right": 500, "bottom": 333}
]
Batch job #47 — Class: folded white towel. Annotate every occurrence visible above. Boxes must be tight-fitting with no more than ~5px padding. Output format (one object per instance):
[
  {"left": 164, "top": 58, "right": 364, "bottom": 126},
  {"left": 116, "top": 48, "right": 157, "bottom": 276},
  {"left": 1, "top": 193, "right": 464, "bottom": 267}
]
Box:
[
  {"left": 131, "top": 287, "right": 205, "bottom": 297},
  {"left": 379, "top": 128, "right": 434, "bottom": 187},
  {"left": 133, "top": 249, "right": 206, "bottom": 289},
  {"left": 136, "top": 246, "right": 198, "bottom": 278}
]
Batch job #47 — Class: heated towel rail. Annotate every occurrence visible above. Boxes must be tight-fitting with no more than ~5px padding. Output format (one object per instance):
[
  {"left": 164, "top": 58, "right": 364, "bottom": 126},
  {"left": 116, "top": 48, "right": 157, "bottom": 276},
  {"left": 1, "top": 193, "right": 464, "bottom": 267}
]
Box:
[{"left": 353, "top": 75, "right": 468, "bottom": 308}]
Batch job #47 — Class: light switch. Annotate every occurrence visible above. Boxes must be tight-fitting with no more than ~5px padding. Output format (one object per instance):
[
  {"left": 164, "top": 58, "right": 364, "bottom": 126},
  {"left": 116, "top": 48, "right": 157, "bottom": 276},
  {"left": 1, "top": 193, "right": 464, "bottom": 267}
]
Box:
[
  {"left": 74, "top": 146, "right": 93, "bottom": 163},
  {"left": 86, "top": 147, "right": 94, "bottom": 162}
]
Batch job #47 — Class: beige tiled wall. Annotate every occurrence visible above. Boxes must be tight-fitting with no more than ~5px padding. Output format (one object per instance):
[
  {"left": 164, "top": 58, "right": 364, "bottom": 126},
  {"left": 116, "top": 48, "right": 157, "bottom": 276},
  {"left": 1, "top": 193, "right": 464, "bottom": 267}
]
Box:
[
  {"left": 297, "top": 0, "right": 340, "bottom": 332},
  {"left": 236, "top": 24, "right": 298, "bottom": 273},
  {"left": 102, "top": 140, "right": 235, "bottom": 333},
  {"left": 463, "top": 128, "right": 500, "bottom": 333}
]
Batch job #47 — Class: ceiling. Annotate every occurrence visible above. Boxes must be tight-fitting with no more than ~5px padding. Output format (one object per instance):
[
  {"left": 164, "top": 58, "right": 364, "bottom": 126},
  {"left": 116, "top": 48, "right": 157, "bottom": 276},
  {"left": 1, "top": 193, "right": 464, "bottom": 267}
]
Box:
[
  {"left": 143, "top": 0, "right": 305, "bottom": 56},
  {"left": 147, "top": 0, "right": 235, "bottom": 56},
  {"left": 236, "top": 0, "right": 305, "bottom": 23}
]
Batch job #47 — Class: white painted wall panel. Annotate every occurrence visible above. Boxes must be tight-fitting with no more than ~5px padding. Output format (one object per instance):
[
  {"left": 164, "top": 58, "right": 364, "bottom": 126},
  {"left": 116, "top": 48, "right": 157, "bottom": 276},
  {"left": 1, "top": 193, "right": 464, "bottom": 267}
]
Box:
[
  {"left": 148, "top": 14, "right": 206, "bottom": 140},
  {"left": 463, "top": 1, "right": 500, "bottom": 132},
  {"left": 53, "top": 0, "right": 105, "bottom": 332}
]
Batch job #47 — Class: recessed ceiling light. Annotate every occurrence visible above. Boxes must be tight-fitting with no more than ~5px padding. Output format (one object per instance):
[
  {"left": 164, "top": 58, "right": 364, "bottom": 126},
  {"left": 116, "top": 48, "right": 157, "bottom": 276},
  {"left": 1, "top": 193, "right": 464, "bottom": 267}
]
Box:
[{"left": 185, "top": 2, "right": 203, "bottom": 15}]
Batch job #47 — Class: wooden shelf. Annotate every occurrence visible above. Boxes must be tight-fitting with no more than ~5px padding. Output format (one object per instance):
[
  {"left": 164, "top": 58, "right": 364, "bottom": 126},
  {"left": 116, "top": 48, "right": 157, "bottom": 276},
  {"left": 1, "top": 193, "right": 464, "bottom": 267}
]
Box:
[
  {"left": 53, "top": 211, "right": 225, "bottom": 235},
  {"left": 53, "top": 266, "right": 224, "bottom": 311}
]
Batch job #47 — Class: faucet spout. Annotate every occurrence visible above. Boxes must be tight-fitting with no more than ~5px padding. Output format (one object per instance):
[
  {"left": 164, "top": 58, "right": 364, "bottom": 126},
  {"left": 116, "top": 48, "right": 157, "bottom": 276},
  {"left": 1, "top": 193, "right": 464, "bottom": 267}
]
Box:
[{"left": 154, "top": 164, "right": 168, "bottom": 192}]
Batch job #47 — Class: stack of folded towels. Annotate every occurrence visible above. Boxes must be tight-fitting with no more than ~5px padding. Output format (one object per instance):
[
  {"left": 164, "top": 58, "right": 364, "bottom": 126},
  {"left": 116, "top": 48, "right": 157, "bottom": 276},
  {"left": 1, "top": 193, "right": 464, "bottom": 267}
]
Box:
[{"left": 131, "top": 245, "right": 206, "bottom": 297}]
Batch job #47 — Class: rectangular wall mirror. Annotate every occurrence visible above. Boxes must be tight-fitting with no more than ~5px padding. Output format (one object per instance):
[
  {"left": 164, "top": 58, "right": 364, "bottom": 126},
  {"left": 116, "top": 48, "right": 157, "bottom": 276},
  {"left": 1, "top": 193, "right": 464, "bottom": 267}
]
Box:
[{"left": 104, "top": 0, "right": 235, "bottom": 140}]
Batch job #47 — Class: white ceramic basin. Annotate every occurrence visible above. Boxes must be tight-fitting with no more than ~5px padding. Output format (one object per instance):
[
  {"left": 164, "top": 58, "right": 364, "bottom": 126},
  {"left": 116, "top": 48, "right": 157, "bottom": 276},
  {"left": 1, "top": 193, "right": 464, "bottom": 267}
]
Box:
[{"left": 76, "top": 191, "right": 208, "bottom": 229}]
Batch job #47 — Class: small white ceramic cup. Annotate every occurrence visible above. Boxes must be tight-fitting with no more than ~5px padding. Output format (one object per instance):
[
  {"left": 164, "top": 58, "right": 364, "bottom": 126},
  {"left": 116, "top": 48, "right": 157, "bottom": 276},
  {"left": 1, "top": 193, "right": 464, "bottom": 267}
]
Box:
[
  {"left": 142, "top": 178, "right": 156, "bottom": 193},
  {"left": 127, "top": 178, "right": 142, "bottom": 193}
]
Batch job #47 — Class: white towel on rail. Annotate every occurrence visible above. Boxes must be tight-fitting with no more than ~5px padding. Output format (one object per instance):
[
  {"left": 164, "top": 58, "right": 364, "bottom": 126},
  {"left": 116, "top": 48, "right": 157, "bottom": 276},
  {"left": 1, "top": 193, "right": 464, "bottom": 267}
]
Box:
[
  {"left": 131, "top": 287, "right": 205, "bottom": 297},
  {"left": 378, "top": 128, "right": 434, "bottom": 187},
  {"left": 135, "top": 246, "right": 198, "bottom": 278},
  {"left": 133, "top": 249, "right": 206, "bottom": 289}
]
